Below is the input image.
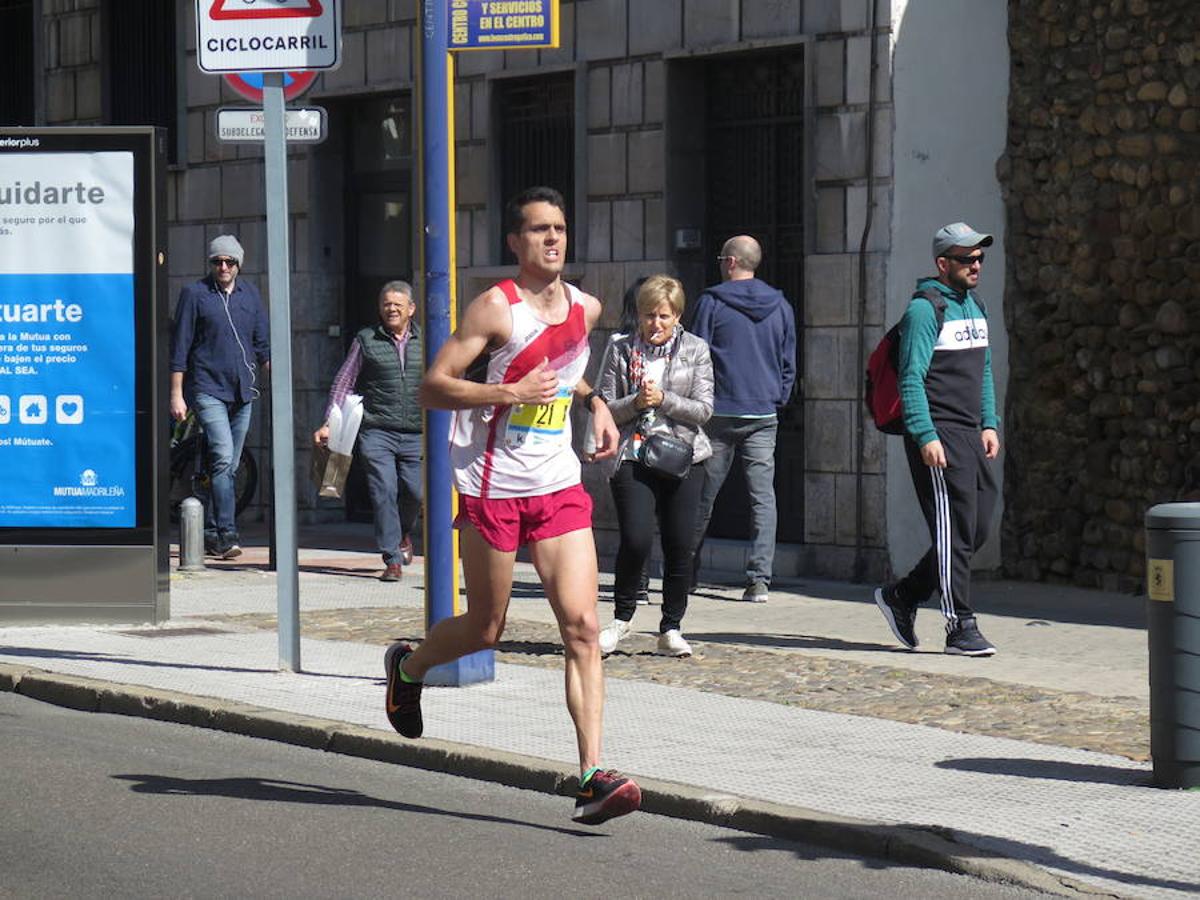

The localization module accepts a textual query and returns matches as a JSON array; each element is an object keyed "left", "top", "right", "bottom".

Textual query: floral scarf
[{"left": 628, "top": 324, "right": 682, "bottom": 389}]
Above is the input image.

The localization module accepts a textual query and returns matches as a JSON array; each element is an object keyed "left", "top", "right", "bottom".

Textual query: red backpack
[{"left": 865, "top": 289, "right": 946, "bottom": 434}]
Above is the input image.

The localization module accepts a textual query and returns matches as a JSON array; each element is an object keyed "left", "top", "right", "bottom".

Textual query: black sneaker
[
  {"left": 384, "top": 642, "right": 423, "bottom": 738},
  {"left": 874, "top": 585, "right": 918, "bottom": 650},
  {"left": 572, "top": 769, "right": 642, "bottom": 825},
  {"left": 221, "top": 542, "right": 243, "bottom": 560},
  {"left": 945, "top": 616, "right": 996, "bottom": 657},
  {"left": 204, "top": 537, "right": 221, "bottom": 557}
]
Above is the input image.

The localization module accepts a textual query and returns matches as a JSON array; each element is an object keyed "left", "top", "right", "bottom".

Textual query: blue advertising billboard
[
  {"left": 0, "top": 151, "right": 137, "bottom": 527},
  {"left": 447, "top": 0, "right": 559, "bottom": 51},
  {"left": 0, "top": 128, "right": 165, "bottom": 625}
]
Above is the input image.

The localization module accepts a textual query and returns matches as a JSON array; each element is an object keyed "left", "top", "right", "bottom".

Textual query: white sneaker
[
  {"left": 598, "top": 619, "right": 631, "bottom": 655},
  {"left": 656, "top": 630, "right": 692, "bottom": 657}
]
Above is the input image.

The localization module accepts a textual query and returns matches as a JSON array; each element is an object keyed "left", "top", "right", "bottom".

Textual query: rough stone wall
[{"left": 1002, "top": 0, "right": 1200, "bottom": 590}]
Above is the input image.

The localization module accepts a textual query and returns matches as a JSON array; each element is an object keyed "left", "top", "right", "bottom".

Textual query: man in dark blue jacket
[
  {"left": 169, "top": 235, "right": 270, "bottom": 559},
  {"left": 690, "top": 235, "right": 796, "bottom": 602}
]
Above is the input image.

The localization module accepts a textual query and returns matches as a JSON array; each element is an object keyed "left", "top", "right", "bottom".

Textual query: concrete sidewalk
[{"left": 0, "top": 525, "right": 1196, "bottom": 899}]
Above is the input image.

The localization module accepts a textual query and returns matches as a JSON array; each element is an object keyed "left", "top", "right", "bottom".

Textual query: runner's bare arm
[{"left": 419, "top": 287, "right": 559, "bottom": 410}]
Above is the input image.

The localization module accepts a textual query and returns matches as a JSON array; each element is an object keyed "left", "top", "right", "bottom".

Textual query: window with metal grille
[
  {"left": 496, "top": 73, "right": 574, "bottom": 262},
  {"left": 105, "top": 0, "right": 178, "bottom": 162},
  {"left": 0, "top": 0, "right": 35, "bottom": 125}
]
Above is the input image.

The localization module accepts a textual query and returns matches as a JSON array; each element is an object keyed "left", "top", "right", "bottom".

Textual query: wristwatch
[{"left": 583, "top": 391, "right": 601, "bottom": 411}]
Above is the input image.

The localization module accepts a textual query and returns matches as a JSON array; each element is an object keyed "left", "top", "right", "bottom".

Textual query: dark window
[
  {"left": 105, "top": 0, "right": 178, "bottom": 161},
  {"left": 702, "top": 50, "right": 806, "bottom": 543},
  {"left": 341, "top": 94, "right": 415, "bottom": 522},
  {"left": 0, "top": 0, "right": 35, "bottom": 125},
  {"left": 496, "top": 73, "right": 574, "bottom": 261}
]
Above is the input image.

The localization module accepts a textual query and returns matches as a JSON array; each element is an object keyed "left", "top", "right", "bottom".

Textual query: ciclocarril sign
[
  {"left": 203, "top": 33, "right": 331, "bottom": 53},
  {"left": 196, "top": 0, "right": 341, "bottom": 73}
]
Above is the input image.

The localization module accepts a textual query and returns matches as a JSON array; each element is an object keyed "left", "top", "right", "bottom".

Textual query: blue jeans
[
  {"left": 192, "top": 391, "right": 253, "bottom": 544},
  {"left": 358, "top": 428, "right": 423, "bottom": 566},
  {"left": 692, "top": 415, "right": 779, "bottom": 585}
]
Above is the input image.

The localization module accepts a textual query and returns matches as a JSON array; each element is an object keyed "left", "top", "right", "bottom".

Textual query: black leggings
[{"left": 610, "top": 460, "right": 704, "bottom": 633}]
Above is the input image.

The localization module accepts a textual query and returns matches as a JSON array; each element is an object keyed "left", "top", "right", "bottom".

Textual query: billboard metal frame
[{"left": 0, "top": 127, "right": 169, "bottom": 625}]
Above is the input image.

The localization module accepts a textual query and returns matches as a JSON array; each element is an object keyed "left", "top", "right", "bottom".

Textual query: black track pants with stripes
[{"left": 895, "top": 426, "right": 998, "bottom": 627}]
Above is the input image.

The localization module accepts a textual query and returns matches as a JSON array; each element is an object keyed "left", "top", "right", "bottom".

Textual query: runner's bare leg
[
  {"left": 401, "top": 525, "right": 513, "bottom": 680},
  {"left": 530, "top": 527, "right": 603, "bottom": 773}
]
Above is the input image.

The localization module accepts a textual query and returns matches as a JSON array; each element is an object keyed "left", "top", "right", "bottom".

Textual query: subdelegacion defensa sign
[
  {"left": 0, "top": 142, "right": 137, "bottom": 527},
  {"left": 448, "top": 0, "right": 559, "bottom": 51},
  {"left": 217, "top": 107, "right": 327, "bottom": 143}
]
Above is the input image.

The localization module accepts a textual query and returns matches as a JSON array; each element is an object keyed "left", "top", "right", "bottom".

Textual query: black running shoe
[
  {"left": 384, "top": 642, "right": 423, "bottom": 738},
  {"left": 572, "top": 770, "right": 642, "bottom": 825},
  {"left": 874, "top": 585, "right": 918, "bottom": 649},
  {"left": 944, "top": 616, "right": 996, "bottom": 657}
]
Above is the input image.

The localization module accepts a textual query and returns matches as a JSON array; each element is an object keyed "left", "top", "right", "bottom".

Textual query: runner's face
[
  {"left": 639, "top": 301, "right": 680, "bottom": 346},
  {"left": 508, "top": 201, "right": 567, "bottom": 276},
  {"left": 378, "top": 290, "right": 414, "bottom": 335}
]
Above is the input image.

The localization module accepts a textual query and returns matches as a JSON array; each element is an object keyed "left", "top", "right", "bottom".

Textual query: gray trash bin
[{"left": 1144, "top": 502, "right": 1200, "bottom": 789}]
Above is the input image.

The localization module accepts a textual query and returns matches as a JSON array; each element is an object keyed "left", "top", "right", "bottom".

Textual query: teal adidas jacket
[{"left": 898, "top": 277, "right": 999, "bottom": 447}]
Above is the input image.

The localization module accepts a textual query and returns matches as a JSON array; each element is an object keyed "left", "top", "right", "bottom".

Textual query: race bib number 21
[{"left": 504, "top": 385, "right": 572, "bottom": 448}]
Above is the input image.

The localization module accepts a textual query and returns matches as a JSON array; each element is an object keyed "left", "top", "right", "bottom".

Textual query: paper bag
[{"left": 311, "top": 443, "right": 353, "bottom": 499}]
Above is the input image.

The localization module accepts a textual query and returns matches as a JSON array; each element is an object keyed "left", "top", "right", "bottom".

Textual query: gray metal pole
[
  {"left": 263, "top": 73, "right": 301, "bottom": 672},
  {"left": 178, "top": 497, "right": 205, "bottom": 572}
]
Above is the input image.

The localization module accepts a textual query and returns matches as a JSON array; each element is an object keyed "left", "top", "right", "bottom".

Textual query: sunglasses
[
  {"left": 210, "top": 257, "right": 238, "bottom": 268},
  {"left": 943, "top": 253, "right": 985, "bottom": 266}
]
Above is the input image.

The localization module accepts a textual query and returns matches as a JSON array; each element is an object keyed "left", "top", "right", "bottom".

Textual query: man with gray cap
[
  {"left": 169, "top": 234, "right": 270, "bottom": 559},
  {"left": 874, "top": 222, "right": 1001, "bottom": 656}
]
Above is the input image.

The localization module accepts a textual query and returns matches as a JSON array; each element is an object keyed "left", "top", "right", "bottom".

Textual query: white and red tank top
[{"left": 450, "top": 279, "right": 591, "bottom": 499}]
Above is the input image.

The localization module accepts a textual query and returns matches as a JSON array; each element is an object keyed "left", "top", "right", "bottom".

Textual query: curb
[{"left": 0, "top": 663, "right": 1106, "bottom": 897}]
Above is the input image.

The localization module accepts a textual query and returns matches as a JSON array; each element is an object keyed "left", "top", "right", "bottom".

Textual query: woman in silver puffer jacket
[{"left": 594, "top": 275, "right": 713, "bottom": 658}]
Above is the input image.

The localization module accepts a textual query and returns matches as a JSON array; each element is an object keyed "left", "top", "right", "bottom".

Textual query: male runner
[{"left": 384, "top": 186, "right": 642, "bottom": 825}]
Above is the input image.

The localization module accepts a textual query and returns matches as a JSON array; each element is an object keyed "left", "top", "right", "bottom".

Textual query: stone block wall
[
  {"left": 1002, "top": 0, "right": 1200, "bottom": 590},
  {"left": 33, "top": 0, "right": 901, "bottom": 559},
  {"left": 43, "top": 0, "right": 100, "bottom": 124},
  {"left": 801, "top": 0, "right": 892, "bottom": 578}
]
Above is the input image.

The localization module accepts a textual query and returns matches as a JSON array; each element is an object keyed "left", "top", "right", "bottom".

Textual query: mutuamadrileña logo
[{"left": 52, "top": 468, "right": 124, "bottom": 497}]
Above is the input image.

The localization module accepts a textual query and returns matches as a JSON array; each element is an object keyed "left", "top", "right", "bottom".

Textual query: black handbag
[{"left": 637, "top": 432, "right": 693, "bottom": 479}]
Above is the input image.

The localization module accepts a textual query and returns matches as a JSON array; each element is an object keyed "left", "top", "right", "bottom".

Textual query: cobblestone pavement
[{"left": 207, "top": 605, "right": 1150, "bottom": 763}]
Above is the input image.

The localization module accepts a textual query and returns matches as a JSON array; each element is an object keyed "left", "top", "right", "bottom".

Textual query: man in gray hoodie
[{"left": 690, "top": 235, "right": 796, "bottom": 602}]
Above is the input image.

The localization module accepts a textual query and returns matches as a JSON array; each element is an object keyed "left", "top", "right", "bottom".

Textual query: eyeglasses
[
  {"left": 210, "top": 257, "right": 238, "bottom": 268},
  {"left": 943, "top": 253, "right": 985, "bottom": 266},
  {"left": 716, "top": 255, "right": 735, "bottom": 264}
]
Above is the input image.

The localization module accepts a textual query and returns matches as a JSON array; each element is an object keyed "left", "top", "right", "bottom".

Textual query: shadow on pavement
[
  {"left": 683, "top": 632, "right": 898, "bottom": 653},
  {"left": 113, "top": 774, "right": 597, "bottom": 838},
  {"left": 770, "top": 577, "right": 1146, "bottom": 630},
  {"left": 0, "top": 645, "right": 379, "bottom": 683},
  {"left": 949, "top": 825, "right": 1199, "bottom": 895},
  {"left": 936, "top": 756, "right": 1153, "bottom": 787},
  {"left": 724, "top": 813, "right": 1197, "bottom": 895},
  {"left": 495, "top": 639, "right": 564, "bottom": 658}
]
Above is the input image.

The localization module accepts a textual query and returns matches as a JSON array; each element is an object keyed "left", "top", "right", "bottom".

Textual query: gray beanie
[{"left": 208, "top": 234, "right": 244, "bottom": 266}]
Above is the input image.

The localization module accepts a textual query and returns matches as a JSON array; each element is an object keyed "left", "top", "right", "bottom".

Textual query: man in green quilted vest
[{"left": 315, "top": 281, "right": 424, "bottom": 581}]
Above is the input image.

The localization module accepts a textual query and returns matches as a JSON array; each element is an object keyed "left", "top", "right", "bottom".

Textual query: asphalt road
[{"left": 0, "top": 693, "right": 1045, "bottom": 899}]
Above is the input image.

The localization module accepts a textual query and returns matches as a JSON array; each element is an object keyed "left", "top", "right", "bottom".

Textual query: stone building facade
[
  {"left": 26, "top": 1, "right": 1177, "bottom": 594},
  {"left": 1001, "top": 0, "right": 1200, "bottom": 591}
]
